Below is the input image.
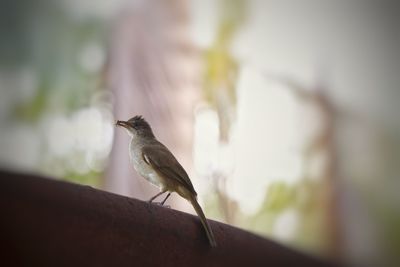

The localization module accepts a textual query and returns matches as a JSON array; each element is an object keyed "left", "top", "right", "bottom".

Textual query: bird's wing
[{"left": 142, "top": 144, "right": 197, "bottom": 195}]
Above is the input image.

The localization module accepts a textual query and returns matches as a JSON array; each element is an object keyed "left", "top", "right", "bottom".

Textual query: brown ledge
[{"left": 0, "top": 170, "right": 339, "bottom": 267}]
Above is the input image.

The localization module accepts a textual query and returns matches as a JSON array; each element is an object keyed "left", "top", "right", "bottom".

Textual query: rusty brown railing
[{"left": 0, "top": 170, "right": 339, "bottom": 267}]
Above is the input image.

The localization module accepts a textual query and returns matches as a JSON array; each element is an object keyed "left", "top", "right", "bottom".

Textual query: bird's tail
[{"left": 189, "top": 196, "right": 217, "bottom": 247}]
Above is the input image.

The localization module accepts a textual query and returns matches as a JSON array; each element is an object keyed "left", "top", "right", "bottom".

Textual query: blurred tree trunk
[{"left": 104, "top": 0, "right": 199, "bottom": 210}]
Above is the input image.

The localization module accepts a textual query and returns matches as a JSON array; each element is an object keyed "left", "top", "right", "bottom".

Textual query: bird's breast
[{"left": 129, "top": 143, "right": 164, "bottom": 188}]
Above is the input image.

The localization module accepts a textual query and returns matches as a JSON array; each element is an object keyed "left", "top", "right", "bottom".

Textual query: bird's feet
[{"left": 147, "top": 201, "right": 171, "bottom": 208}]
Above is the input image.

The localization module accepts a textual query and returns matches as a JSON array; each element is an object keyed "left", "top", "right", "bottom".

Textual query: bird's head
[{"left": 116, "top": 115, "right": 155, "bottom": 138}]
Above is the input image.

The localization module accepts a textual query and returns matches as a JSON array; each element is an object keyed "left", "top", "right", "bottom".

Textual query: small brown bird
[{"left": 116, "top": 115, "right": 216, "bottom": 247}]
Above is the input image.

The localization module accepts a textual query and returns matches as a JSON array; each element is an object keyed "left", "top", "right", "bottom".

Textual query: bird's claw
[{"left": 148, "top": 201, "right": 170, "bottom": 208}]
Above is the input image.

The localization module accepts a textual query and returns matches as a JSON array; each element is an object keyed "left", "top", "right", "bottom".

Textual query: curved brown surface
[{"left": 0, "top": 170, "right": 339, "bottom": 267}]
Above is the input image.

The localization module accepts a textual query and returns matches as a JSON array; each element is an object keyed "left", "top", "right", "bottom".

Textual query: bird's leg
[
  {"left": 148, "top": 191, "right": 166, "bottom": 203},
  {"left": 160, "top": 193, "right": 171, "bottom": 206},
  {"left": 148, "top": 191, "right": 171, "bottom": 208}
]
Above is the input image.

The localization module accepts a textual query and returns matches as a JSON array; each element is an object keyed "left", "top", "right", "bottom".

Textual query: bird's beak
[{"left": 116, "top": 120, "right": 129, "bottom": 128}]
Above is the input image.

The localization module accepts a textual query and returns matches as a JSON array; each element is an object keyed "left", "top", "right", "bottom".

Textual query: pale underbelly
[
  {"left": 144, "top": 172, "right": 164, "bottom": 188},
  {"left": 131, "top": 158, "right": 164, "bottom": 189},
  {"left": 129, "top": 143, "right": 166, "bottom": 190}
]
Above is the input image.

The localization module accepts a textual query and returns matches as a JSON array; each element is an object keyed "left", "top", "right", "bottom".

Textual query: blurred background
[{"left": 1, "top": 0, "right": 400, "bottom": 266}]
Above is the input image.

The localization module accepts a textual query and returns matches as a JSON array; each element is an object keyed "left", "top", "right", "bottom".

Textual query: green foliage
[
  {"left": 65, "top": 170, "right": 102, "bottom": 188},
  {"left": 362, "top": 186, "right": 400, "bottom": 265},
  {"left": 263, "top": 181, "right": 296, "bottom": 212},
  {"left": 5, "top": 0, "right": 109, "bottom": 187},
  {"left": 238, "top": 179, "right": 329, "bottom": 254},
  {"left": 14, "top": 85, "right": 48, "bottom": 122},
  {"left": 202, "top": 0, "right": 245, "bottom": 107},
  {"left": 201, "top": 0, "right": 246, "bottom": 141}
]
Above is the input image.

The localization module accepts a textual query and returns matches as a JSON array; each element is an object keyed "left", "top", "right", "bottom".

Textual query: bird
[{"left": 116, "top": 115, "right": 217, "bottom": 247}]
